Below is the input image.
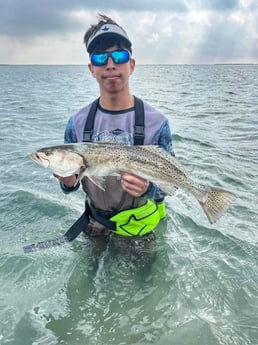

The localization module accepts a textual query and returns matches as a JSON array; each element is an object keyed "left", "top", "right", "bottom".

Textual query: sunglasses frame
[{"left": 90, "top": 50, "right": 131, "bottom": 67}]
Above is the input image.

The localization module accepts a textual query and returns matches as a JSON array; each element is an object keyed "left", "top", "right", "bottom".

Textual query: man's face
[{"left": 88, "top": 45, "right": 135, "bottom": 95}]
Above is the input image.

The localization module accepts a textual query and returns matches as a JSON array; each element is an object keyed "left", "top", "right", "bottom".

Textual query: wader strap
[
  {"left": 83, "top": 96, "right": 145, "bottom": 145},
  {"left": 133, "top": 96, "right": 145, "bottom": 145},
  {"left": 83, "top": 98, "right": 100, "bottom": 142}
]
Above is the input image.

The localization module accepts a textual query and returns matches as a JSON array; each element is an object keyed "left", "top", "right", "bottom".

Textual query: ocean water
[{"left": 0, "top": 64, "right": 257, "bottom": 345}]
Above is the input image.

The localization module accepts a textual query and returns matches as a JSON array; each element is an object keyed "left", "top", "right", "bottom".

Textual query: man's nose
[{"left": 106, "top": 56, "right": 116, "bottom": 69}]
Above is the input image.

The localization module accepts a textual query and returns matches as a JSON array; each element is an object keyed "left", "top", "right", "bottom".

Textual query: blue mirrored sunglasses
[{"left": 90, "top": 50, "right": 131, "bottom": 66}]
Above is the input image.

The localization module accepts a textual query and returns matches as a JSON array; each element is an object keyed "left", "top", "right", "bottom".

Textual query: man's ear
[
  {"left": 88, "top": 63, "right": 95, "bottom": 77},
  {"left": 129, "top": 58, "right": 136, "bottom": 75}
]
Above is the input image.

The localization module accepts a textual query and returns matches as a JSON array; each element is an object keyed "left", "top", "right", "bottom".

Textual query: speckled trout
[{"left": 31, "top": 142, "right": 236, "bottom": 224}]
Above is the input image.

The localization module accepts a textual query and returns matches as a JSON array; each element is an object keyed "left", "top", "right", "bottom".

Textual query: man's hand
[
  {"left": 53, "top": 173, "right": 77, "bottom": 187},
  {"left": 120, "top": 172, "right": 149, "bottom": 197}
]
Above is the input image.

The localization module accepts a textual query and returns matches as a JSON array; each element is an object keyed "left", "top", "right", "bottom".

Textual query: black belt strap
[
  {"left": 88, "top": 204, "right": 117, "bottom": 231},
  {"left": 23, "top": 211, "right": 89, "bottom": 253}
]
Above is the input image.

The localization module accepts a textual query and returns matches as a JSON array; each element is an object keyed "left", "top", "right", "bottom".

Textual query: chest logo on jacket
[{"left": 93, "top": 129, "right": 133, "bottom": 145}]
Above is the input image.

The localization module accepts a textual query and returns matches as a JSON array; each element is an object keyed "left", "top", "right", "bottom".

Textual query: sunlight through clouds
[{"left": 0, "top": 0, "right": 257, "bottom": 64}]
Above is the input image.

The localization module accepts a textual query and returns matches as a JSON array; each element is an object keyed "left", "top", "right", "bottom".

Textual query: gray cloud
[
  {"left": 0, "top": 0, "right": 83, "bottom": 36},
  {"left": 194, "top": 20, "right": 252, "bottom": 63},
  {"left": 199, "top": 0, "right": 240, "bottom": 11},
  {"left": 0, "top": 0, "right": 188, "bottom": 37},
  {"left": 0, "top": 0, "right": 257, "bottom": 64},
  {"left": 1, "top": 0, "right": 244, "bottom": 38}
]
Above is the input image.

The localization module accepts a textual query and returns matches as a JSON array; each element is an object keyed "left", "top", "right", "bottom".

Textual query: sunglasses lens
[
  {"left": 91, "top": 53, "right": 108, "bottom": 66},
  {"left": 112, "top": 50, "right": 130, "bottom": 64},
  {"left": 91, "top": 50, "right": 130, "bottom": 66}
]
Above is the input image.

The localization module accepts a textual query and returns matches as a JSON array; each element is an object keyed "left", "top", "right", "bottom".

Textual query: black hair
[{"left": 89, "top": 36, "right": 132, "bottom": 55}]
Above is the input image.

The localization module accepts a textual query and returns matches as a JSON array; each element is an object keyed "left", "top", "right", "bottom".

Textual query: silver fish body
[{"left": 31, "top": 142, "right": 236, "bottom": 224}]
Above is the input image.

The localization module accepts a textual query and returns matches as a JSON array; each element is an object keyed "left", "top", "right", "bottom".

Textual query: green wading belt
[{"left": 88, "top": 199, "right": 166, "bottom": 237}]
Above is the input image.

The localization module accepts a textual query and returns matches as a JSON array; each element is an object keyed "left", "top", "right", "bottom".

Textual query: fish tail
[{"left": 197, "top": 187, "right": 236, "bottom": 224}]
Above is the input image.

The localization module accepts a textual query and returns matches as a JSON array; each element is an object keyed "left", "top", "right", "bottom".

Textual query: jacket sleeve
[
  {"left": 60, "top": 117, "right": 80, "bottom": 193},
  {"left": 64, "top": 117, "right": 78, "bottom": 144}
]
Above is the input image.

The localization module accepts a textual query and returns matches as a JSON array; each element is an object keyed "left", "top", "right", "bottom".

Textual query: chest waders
[{"left": 83, "top": 96, "right": 166, "bottom": 237}]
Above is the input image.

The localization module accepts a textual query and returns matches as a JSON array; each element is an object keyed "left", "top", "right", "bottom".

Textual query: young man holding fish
[
  {"left": 53, "top": 14, "right": 174, "bottom": 262},
  {"left": 41, "top": 13, "right": 234, "bottom": 260},
  {"left": 26, "top": 15, "right": 235, "bottom": 257}
]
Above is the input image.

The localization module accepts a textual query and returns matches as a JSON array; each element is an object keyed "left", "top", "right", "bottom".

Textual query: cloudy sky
[{"left": 0, "top": 0, "right": 257, "bottom": 64}]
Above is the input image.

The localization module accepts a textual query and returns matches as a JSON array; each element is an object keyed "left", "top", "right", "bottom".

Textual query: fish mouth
[{"left": 31, "top": 153, "right": 50, "bottom": 167}]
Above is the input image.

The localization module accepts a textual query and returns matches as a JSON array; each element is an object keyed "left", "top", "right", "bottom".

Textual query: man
[{"left": 54, "top": 14, "right": 174, "bottom": 263}]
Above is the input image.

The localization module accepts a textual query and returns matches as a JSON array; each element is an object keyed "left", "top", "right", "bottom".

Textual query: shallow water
[{"left": 0, "top": 64, "right": 257, "bottom": 345}]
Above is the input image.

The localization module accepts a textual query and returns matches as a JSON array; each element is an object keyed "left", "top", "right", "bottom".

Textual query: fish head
[{"left": 31, "top": 145, "right": 85, "bottom": 177}]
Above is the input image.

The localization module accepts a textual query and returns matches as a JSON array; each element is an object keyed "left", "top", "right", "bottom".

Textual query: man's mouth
[{"left": 103, "top": 74, "right": 121, "bottom": 80}]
